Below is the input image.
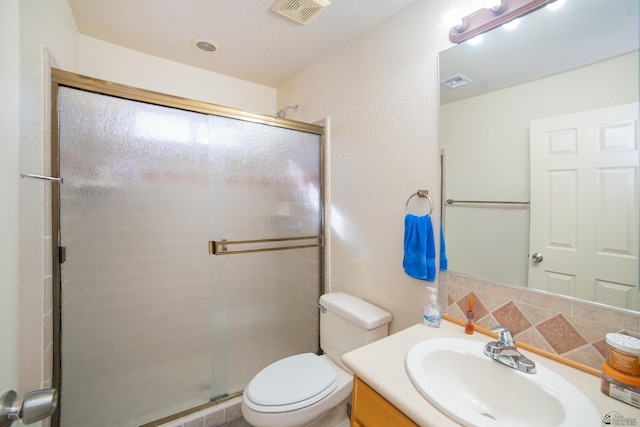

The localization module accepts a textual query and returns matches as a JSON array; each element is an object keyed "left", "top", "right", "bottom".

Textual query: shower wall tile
[
  {"left": 43, "top": 339, "right": 53, "bottom": 385},
  {"left": 442, "top": 271, "right": 640, "bottom": 371},
  {"left": 42, "top": 47, "right": 58, "bottom": 389},
  {"left": 224, "top": 404, "right": 244, "bottom": 424},
  {"left": 184, "top": 419, "right": 204, "bottom": 427},
  {"left": 204, "top": 409, "right": 225, "bottom": 427},
  {"left": 158, "top": 397, "right": 244, "bottom": 427},
  {"left": 43, "top": 276, "right": 52, "bottom": 316}
]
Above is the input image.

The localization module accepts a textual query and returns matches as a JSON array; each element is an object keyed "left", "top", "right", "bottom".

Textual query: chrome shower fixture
[{"left": 276, "top": 104, "right": 299, "bottom": 118}]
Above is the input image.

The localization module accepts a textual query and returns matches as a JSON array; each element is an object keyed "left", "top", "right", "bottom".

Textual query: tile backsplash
[{"left": 442, "top": 272, "right": 640, "bottom": 371}]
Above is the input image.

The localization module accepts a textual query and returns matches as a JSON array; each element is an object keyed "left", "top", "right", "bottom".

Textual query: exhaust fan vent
[
  {"left": 272, "top": 0, "right": 330, "bottom": 25},
  {"left": 441, "top": 74, "right": 472, "bottom": 89}
]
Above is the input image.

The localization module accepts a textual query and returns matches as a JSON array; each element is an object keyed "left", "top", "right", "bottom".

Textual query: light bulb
[
  {"left": 490, "top": 1, "right": 507, "bottom": 14},
  {"left": 468, "top": 34, "right": 484, "bottom": 45},
  {"left": 546, "top": 0, "right": 566, "bottom": 11},
  {"left": 503, "top": 18, "right": 521, "bottom": 30}
]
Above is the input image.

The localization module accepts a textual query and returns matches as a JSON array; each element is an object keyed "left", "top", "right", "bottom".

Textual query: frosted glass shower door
[
  {"left": 207, "top": 116, "right": 323, "bottom": 394},
  {"left": 58, "top": 88, "right": 214, "bottom": 426},
  {"left": 56, "top": 85, "right": 323, "bottom": 427}
]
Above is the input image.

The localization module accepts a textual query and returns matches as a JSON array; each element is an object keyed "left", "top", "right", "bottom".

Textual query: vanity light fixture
[{"left": 449, "top": 0, "right": 557, "bottom": 43}]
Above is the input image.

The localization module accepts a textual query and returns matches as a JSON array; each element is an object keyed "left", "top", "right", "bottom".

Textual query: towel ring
[{"left": 405, "top": 190, "right": 433, "bottom": 215}]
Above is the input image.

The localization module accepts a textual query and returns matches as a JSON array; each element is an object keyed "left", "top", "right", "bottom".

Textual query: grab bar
[
  {"left": 209, "top": 235, "right": 323, "bottom": 255},
  {"left": 446, "top": 199, "right": 529, "bottom": 205}
]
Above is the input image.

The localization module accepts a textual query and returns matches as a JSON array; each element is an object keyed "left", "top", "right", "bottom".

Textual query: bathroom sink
[{"left": 405, "top": 337, "right": 600, "bottom": 427}]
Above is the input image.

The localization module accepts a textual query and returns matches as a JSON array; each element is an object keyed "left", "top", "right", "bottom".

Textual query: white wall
[
  {"left": 277, "top": 0, "right": 480, "bottom": 333},
  {"left": 441, "top": 51, "right": 639, "bottom": 286},
  {"left": 78, "top": 36, "right": 276, "bottom": 115},
  {"left": 18, "top": 0, "right": 79, "bottom": 401},
  {"left": 0, "top": 0, "right": 21, "bottom": 395}
]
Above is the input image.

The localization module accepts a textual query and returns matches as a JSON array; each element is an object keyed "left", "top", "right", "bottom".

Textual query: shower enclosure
[{"left": 51, "top": 70, "right": 324, "bottom": 426}]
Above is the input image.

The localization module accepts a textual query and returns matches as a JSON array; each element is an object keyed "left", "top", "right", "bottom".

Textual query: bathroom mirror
[{"left": 439, "top": 0, "right": 639, "bottom": 311}]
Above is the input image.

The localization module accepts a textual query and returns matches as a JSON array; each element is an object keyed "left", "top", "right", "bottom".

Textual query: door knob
[
  {"left": 531, "top": 253, "right": 544, "bottom": 263},
  {"left": 0, "top": 388, "right": 57, "bottom": 427}
]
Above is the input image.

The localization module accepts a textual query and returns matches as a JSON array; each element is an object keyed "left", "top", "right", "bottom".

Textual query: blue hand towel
[
  {"left": 440, "top": 223, "right": 448, "bottom": 271},
  {"left": 403, "top": 214, "right": 436, "bottom": 281}
]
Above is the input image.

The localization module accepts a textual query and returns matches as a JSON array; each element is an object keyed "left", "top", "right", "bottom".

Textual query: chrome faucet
[{"left": 483, "top": 326, "right": 537, "bottom": 374}]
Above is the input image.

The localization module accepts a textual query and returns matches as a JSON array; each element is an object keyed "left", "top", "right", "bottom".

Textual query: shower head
[{"left": 276, "top": 105, "right": 299, "bottom": 119}]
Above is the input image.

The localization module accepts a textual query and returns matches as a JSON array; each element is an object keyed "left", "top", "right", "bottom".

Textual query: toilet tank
[{"left": 319, "top": 292, "right": 392, "bottom": 370}]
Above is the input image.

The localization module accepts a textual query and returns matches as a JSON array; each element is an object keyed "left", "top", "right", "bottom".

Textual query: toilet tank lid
[{"left": 320, "top": 292, "right": 392, "bottom": 330}]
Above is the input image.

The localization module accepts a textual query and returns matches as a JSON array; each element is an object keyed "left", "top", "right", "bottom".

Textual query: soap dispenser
[{"left": 424, "top": 286, "right": 442, "bottom": 328}]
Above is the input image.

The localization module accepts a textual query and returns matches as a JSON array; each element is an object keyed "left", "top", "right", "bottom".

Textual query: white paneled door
[{"left": 529, "top": 103, "right": 639, "bottom": 310}]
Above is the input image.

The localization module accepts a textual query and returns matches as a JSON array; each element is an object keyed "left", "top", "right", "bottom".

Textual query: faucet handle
[{"left": 491, "top": 326, "right": 515, "bottom": 346}]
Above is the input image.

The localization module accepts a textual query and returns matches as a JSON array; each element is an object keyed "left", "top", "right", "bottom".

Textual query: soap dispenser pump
[{"left": 424, "top": 286, "right": 442, "bottom": 328}]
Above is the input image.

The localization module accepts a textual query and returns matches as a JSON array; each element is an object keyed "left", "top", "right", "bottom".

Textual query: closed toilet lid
[{"left": 245, "top": 353, "right": 338, "bottom": 412}]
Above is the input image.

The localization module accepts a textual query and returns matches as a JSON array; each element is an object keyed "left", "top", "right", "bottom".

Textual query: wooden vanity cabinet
[{"left": 350, "top": 376, "right": 419, "bottom": 427}]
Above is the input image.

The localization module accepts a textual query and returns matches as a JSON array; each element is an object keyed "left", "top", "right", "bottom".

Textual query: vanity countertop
[{"left": 341, "top": 320, "right": 639, "bottom": 426}]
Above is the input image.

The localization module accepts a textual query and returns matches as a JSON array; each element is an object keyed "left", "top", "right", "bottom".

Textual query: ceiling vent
[
  {"left": 272, "top": 0, "right": 330, "bottom": 25},
  {"left": 441, "top": 74, "right": 472, "bottom": 89}
]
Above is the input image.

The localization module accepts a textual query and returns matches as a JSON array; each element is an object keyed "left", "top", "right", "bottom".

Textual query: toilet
[{"left": 241, "top": 292, "right": 392, "bottom": 427}]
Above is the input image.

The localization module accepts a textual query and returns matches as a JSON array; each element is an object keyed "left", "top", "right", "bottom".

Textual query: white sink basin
[{"left": 405, "top": 337, "right": 600, "bottom": 427}]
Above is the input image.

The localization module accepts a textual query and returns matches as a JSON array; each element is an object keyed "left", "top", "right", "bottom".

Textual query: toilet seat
[{"left": 244, "top": 353, "right": 338, "bottom": 413}]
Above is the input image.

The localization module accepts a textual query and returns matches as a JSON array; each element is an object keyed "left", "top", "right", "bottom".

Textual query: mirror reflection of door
[{"left": 529, "top": 103, "right": 639, "bottom": 310}]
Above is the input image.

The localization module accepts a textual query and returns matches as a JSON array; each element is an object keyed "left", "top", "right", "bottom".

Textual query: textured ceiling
[{"left": 68, "top": 0, "right": 416, "bottom": 88}]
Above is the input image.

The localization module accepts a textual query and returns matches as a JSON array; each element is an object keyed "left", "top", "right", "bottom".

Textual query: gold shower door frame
[{"left": 50, "top": 69, "right": 326, "bottom": 427}]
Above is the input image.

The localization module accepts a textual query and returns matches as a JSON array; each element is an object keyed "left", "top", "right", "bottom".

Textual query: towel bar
[
  {"left": 446, "top": 199, "right": 529, "bottom": 205},
  {"left": 209, "top": 235, "right": 323, "bottom": 255}
]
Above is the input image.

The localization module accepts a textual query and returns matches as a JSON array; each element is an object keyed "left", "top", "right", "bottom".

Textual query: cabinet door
[{"left": 351, "top": 376, "right": 419, "bottom": 427}]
